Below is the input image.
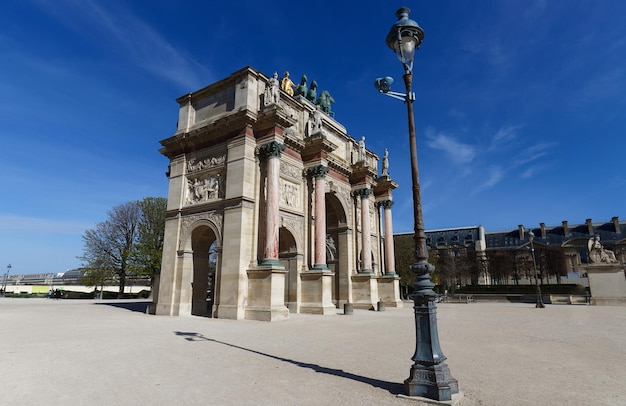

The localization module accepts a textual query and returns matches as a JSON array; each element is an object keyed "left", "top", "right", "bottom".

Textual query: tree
[
  {"left": 393, "top": 234, "right": 439, "bottom": 297},
  {"left": 132, "top": 197, "right": 167, "bottom": 282},
  {"left": 80, "top": 201, "right": 141, "bottom": 298}
]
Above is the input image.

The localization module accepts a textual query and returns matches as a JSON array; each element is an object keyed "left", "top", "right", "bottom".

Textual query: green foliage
[
  {"left": 132, "top": 197, "right": 167, "bottom": 280},
  {"left": 393, "top": 234, "right": 439, "bottom": 292},
  {"left": 80, "top": 197, "right": 166, "bottom": 298}
]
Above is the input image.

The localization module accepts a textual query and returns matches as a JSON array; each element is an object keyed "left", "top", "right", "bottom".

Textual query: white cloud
[
  {"left": 425, "top": 127, "right": 476, "bottom": 164},
  {"left": 514, "top": 142, "right": 555, "bottom": 166},
  {"left": 33, "top": 0, "right": 210, "bottom": 90},
  {"left": 473, "top": 166, "right": 505, "bottom": 195},
  {"left": 492, "top": 125, "right": 520, "bottom": 144}
]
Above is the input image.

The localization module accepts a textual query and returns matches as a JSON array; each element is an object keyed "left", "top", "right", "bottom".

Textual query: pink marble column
[
  {"left": 381, "top": 200, "right": 397, "bottom": 276},
  {"left": 356, "top": 188, "right": 373, "bottom": 274},
  {"left": 309, "top": 165, "right": 329, "bottom": 270},
  {"left": 259, "top": 141, "right": 285, "bottom": 266}
]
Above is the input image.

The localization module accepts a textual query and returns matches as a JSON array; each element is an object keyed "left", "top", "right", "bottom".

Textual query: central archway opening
[
  {"left": 191, "top": 226, "right": 218, "bottom": 317},
  {"left": 326, "top": 193, "right": 347, "bottom": 307},
  {"left": 279, "top": 227, "right": 298, "bottom": 311}
]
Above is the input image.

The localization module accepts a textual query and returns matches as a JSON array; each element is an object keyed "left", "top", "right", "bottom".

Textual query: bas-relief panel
[
  {"left": 187, "top": 155, "right": 226, "bottom": 173},
  {"left": 185, "top": 153, "right": 227, "bottom": 206},
  {"left": 186, "top": 174, "right": 224, "bottom": 205},
  {"left": 279, "top": 160, "right": 302, "bottom": 181},
  {"left": 280, "top": 179, "right": 301, "bottom": 209},
  {"left": 193, "top": 88, "right": 235, "bottom": 123}
]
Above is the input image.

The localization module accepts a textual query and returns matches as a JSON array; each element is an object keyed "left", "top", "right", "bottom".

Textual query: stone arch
[
  {"left": 325, "top": 192, "right": 349, "bottom": 307},
  {"left": 189, "top": 225, "right": 219, "bottom": 317},
  {"left": 279, "top": 227, "right": 300, "bottom": 310}
]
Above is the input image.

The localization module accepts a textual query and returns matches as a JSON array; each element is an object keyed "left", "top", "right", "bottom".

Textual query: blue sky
[{"left": 2, "top": 1, "right": 625, "bottom": 275}]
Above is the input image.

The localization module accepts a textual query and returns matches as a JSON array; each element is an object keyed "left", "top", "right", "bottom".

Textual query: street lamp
[
  {"left": 377, "top": 7, "right": 458, "bottom": 401},
  {"left": 2, "top": 264, "right": 11, "bottom": 297},
  {"left": 527, "top": 230, "right": 545, "bottom": 308}
]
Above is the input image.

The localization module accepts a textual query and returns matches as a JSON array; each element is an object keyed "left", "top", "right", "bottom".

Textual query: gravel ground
[{"left": 1, "top": 299, "right": 625, "bottom": 406}]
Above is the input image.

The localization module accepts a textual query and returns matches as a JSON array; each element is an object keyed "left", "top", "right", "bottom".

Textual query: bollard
[
  {"left": 377, "top": 300, "right": 386, "bottom": 311},
  {"left": 344, "top": 302, "right": 353, "bottom": 315}
]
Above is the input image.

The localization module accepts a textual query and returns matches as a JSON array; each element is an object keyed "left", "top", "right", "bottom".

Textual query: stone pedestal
[
  {"left": 586, "top": 265, "right": 626, "bottom": 306},
  {"left": 377, "top": 275, "right": 404, "bottom": 308},
  {"left": 300, "top": 271, "right": 336, "bottom": 315},
  {"left": 245, "top": 267, "right": 289, "bottom": 321},
  {"left": 351, "top": 273, "right": 378, "bottom": 310}
]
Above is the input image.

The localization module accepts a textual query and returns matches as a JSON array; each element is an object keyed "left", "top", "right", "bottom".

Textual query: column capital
[
  {"left": 378, "top": 200, "right": 394, "bottom": 209},
  {"left": 258, "top": 141, "right": 286, "bottom": 159},
  {"left": 353, "top": 187, "right": 372, "bottom": 199},
  {"left": 308, "top": 165, "right": 329, "bottom": 179}
]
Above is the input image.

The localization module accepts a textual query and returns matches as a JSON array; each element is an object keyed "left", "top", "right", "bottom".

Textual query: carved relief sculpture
[
  {"left": 187, "top": 155, "right": 226, "bottom": 173},
  {"left": 280, "top": 179, "right": 301, "bottom": 209},
  {"left": 186, "top": 174, "right": 222, "bottom": 204}
]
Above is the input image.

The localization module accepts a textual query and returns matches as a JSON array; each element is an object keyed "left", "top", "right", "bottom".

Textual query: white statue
[
  {"left": 587, "top": 235, "right": 618, "bottom": 264},
  {"left": 309, "top": 105, "right": 323, "bottom": 135},
  {"left": 264, "top": 71, "right": 280, "bottom": 106},
  {"left": 381, "top": 149, "right": 389, "bottom": 175},
  {"left": 358, "top": 136, "right": 366, "bottom": 162}
]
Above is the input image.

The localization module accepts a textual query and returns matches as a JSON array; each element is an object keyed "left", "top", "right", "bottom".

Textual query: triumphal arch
[{"left": 152, "top": 66, "right": 401, "bottom": 321}]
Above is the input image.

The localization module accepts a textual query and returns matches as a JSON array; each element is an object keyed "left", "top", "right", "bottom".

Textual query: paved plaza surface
[{"left": 1, "top": 299, "right": 625, "bottom": 406}]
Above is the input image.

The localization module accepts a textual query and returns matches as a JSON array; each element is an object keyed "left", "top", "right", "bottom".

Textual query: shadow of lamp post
[
  {"left": 375, "top": 7, "right": 459, "bottom": 401},
  {"left": 527, "top": 230, "right": 545, "bottom": 308}
]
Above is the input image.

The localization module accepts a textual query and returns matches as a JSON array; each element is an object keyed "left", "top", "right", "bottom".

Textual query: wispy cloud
[
  {"left": 425, "top": 127, "right": 476, "bottom": 164},
  {"left": 33, "top": 0, "right": 210, "bottom": 90},
  {"left": 514, "top": 142, "right": 555, "bottom": 166},
  {"left": 473, "top": 166, "right": 505, "bottom": 194},
  {"left": 492, "top": 124, "right": 521, "bottom": 144}
]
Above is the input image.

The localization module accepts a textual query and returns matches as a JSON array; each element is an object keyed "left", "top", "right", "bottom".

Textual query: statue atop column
[
  {"left": 358, "top": 136, "right": 366, "bottom": 162},
  {"left": 280, "top": 71, "right": 295, "bottom": 96},
  {"left": 294, "top": 74, "right": 308, "bottom": 97},
  {"left": 264, "top": 72, "right": 280, "bottom": 106},
  {"left": 306, "top": 80, "right": 318, "bottom": 102},
  {"left": 308, "top": 105, "right": 324, "bottom": 136},
  {"left": 381, "top": 149, "right": 389, "bottom": 176},
  {"left": 317, "top": 90, "right": 335, "bottom": 114},
  {"left": 587, "top": 235, "right": 619, "bottom": 264}
]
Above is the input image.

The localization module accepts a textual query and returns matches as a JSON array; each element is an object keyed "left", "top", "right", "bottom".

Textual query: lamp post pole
[
  {"left": 527, "top": 231, "right": 545, "bottom": 308},
  {"left": 2, "top": 264, "right": 11, "bottom": 297},
  {"left": 380, "top": 8, "right": 458, "bottom": 401}
]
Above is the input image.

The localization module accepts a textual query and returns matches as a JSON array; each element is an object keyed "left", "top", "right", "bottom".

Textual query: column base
[
  {"left": 405, "top": 362, "right": 459, "bottom": 401},
  {"left": 377, "top": 275, "right": 404, "bottom": 308},
  {"left": 245, "top": 267, "right": 289, "bottom": 321},
  {"left": 311, "top": 264, "right": 330, "bottom": 271},
  {"left": 300, "top": 270, "right": 336, "bottom": 315},
  {"left": 351, "top": 273, "right": 379, "bottom": 310}
]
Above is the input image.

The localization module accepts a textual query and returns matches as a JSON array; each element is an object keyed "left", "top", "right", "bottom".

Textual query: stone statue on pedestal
[
  {"left": 264, "top": 72, "right": 280, "bottom": 106},
  {"left": 358, "top": 136, "right": 366, "bottom": 162},
  {"left": 588, "top": 235, "right": 618, "bottom": 264},
  {"left": 382, "top": 149, "right": 389, "bottom": 176},
  {"left": 280, "top": 71, "right": 295, "bottom": 96}
]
